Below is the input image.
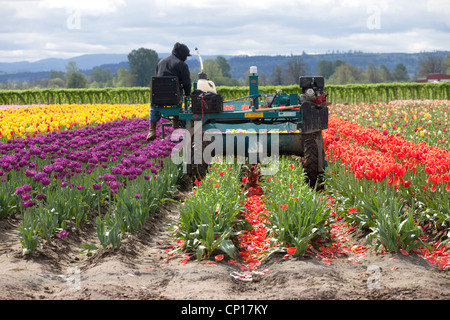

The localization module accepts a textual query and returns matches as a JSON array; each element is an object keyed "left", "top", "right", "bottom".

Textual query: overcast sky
[{"left": 0, "top": 0, "right": 449, "bottom": 62}]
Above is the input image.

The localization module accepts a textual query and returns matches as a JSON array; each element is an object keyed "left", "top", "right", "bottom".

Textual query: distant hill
[
  {"left": 227, "top": 51, "right": 450, "bottom": 80},
  {"left": 0, "top": 53, "right": 227, "bottom": 84},
  {"left": 0, "top": 54, "right": 129, "bottom": 74},
  {"left": 0, "top": 51, "right": 449, "bottom": 84}
]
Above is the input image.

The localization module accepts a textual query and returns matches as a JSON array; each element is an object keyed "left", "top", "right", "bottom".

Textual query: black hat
[{"left": 172, "top": 42, "right": 191, "bottom": 59}]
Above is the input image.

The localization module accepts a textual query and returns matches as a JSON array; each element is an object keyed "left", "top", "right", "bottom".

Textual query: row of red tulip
[{"left": 324, "top": 116, "right": 450, "bottom": 190}]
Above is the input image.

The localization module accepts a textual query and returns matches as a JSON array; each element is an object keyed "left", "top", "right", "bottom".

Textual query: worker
[{"left": 147, "top": 42, "right": 192, "bottom": 141}]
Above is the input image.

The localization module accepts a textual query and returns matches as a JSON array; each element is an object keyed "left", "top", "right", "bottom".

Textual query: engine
[{"left": 299, "top": 76, "right": 328, "bottom": 105}]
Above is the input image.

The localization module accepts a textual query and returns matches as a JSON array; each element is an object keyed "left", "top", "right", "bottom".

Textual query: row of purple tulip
[{"left": 1, "top": 117, "right": 182, "bottom": 254}]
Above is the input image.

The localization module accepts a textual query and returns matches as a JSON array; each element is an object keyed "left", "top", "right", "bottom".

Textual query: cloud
[
  {"left": 39, "top": 0, "right": 127, "bottom": 16},
  {"left": 0, "top": 0, "right": 448, "bottom": 63}
]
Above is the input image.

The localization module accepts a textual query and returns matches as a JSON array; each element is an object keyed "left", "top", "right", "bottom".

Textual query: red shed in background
[{"left": 416, "top": 73, "right": 450, "bottom": 83}]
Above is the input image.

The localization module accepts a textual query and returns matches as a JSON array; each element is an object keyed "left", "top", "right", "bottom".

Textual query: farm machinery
[{"left": 150, "top": 66, "right": 329, "bottom": 187}]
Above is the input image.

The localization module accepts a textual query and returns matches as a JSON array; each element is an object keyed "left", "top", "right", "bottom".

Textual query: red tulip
[
  {"left": 347, "top": 207, "right": 357, "bottom": 214},
  {"left": 287, "top": 247, "right": 296, "bottom": 255},
  {"left": 215, "top": 254, "right": 224, "bottom": 261}
]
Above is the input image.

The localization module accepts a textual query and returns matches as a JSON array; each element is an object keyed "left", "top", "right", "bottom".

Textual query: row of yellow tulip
[{"left": 0, "top": 104, "right": 150, "bottom": 140}]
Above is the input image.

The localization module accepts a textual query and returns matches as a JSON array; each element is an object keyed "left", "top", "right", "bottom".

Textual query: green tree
[
  {"left": 333, "top": 60, "right": 345, "bottom": 71},
  {"left": 49, "top": 70, "right": 65, "bottom": 79},
  {"left": 197, "top": 57, "right": 240, "bottom": 86},
  {"left": 270, "top": 66, "right": 284, "bottom": 85},
  {"left": 66, "top": 61, "right": 78, "bottom": 74},
  {"left": 112, "top": 67, "right": 135, "bottom": 87},
  {"left": 259, "top": 72, "right": 268, "bottom": 86},
  {"left": 317, "top": 60, "right": 334, "bottom": 79},
  {"left": 392, "top": 63, "right": 409, "bottom": 82},
  {"left": 216, "top": 56, "right": 232, "bottom": 78},
  {"left": 128, "top": 48, "right": 159, "bottom": 87},
  {"left": 365, "top": 62, "right": 381, "bottom": 83},
  {"left": 379, "top": 64, "right": 394, "bottom": 82},
  {"left": 66, "top": 72, "right": 88, "bottom": 88},
  {"left": 88, "top": 67, "right": 114, "bottom": 87},
  {"left": 328, "top": 64, "right": 363, "bottom": 84},
  {"left": 203, "top": 58, "right": 224, "bottom": 81},
  {"left": 65, "top": 61, "right": 88, "bottom": 88},
  {"left": 48, "top": 78, "right": 65, "bottom": 88},
  {"left": 443, "top": 54, "right": 450, "bottom": 75},
  {"left": 417, "top": 54, "right": 443, "bottom": 76},
  {"left": 285, "top": 56, "right": 309, "bottom": 85}
]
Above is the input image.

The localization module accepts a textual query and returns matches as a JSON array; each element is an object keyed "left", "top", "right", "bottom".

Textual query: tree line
[{"left": 1, "top": 49, "right": 449, "bottom": 90}]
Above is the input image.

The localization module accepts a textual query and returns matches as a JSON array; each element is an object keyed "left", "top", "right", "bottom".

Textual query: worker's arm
[{"left": 179, "top": 63, "right": 192, "bottom": 96}]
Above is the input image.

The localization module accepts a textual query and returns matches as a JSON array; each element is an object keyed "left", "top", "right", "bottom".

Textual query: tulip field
[
  {"left": 0, "top": 103, "right": 182, "bottom": 254},
  {"left": 324, "top": 100, "right": 450, "bottom": 269},
  {"left": 0, "top": 98, "right": 449, "bottom": 275}
]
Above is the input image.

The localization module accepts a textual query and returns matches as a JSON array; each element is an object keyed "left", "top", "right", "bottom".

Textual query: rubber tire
[
  {"left": 190, "top": 140, "right": 209, "bottom": 182},
  {"left": 303, "top": 133, "right": 323, "bottom": 188}
]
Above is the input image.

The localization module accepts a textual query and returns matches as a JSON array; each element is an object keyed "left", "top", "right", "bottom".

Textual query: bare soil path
[{"left": 1, "top": 186, "right": 449, "bottom": 307}]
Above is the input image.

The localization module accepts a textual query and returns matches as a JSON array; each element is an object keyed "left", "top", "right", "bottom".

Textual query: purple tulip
[
  {"left": 21, "top": 193, "right": 31, "bottom": 201},
  {"left": 23, "top": 184, "right": 32, "bottom": 192},
  {"left": 25, "top": 168, "right": 36, "bottom": 177},
  {"left": 102, "top": 174, "right": 116, "bottom": 182},
  {"left": 22, "top": 200, "right": 35, "bottom": 208},
  {"left": 135, "top": 193, "right": 140, "bottom": 199},
  {"left": 33, "top": 172, "right": 46, "bottom": 182},
  {"left": 0, "top": 118, "right": 180, "bottom": 202},
  {"left": 57, "top": 230, "right": 69, "bottom": 239},
  {"left": 92, "top": 183, "right": 102, "bottom": 190},
  {"left": 16, "top": 186, "right": 25, "bottom": 195}
]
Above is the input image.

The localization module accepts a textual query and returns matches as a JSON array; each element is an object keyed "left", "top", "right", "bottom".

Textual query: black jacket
[{"left": 156, "top": 43, "right": 192, "bottom": 96}]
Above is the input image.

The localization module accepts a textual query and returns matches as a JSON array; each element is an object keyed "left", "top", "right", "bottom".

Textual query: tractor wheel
[
  {"left": 184, "top": 121, "right": 209, "bottom": 184},
  {"left": 190, "top": 140, "right": 209, "bottom": 182},
  {"left": 302, "top": 132, "right": 325, "bottom": 188}
]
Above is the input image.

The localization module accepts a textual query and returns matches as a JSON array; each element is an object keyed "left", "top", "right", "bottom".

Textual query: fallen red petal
[
  {"left": 287, "top": 247, "right": 297, "bottom": 255},
  {"left": 400, "top": 249, "right": 409, "bottom": 256},
  {"left": 215, "top": 254, "right": 224, "bottom": 261}
]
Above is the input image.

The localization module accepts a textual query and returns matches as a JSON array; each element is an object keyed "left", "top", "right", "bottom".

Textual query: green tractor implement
[{"left": 150, "top": 66, "right": 329, "bottom": 187}]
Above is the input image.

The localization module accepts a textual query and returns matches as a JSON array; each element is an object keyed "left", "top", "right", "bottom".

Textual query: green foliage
[
  {"left": 417, "top": 54, "right": 444, "bottom": 76},
  {"left": 66, "top": 72, "right": 88, "bottom": 88},
  {"left": 1, "top": 82, "right": 449, "bottom": 105},
  {"left": 284, "top": 56, "right": 309, "bottom": 85},
  {"left": 95, "top": 158, "right": 182, "bottom": 250},
  {"left": 317, "top": 60, "right": 334, "bottom": 79},
  {"left": 324, "top": 162, "right": 430, "bottom": 254},
  {"left": 0, "top": 87, "right": 150, "bottom": 105},
  {"left": 18, "top": 209, "right": 41, "bottom": 255},
  {"left": 191, "top": 56, "right": 239, "bottom": 86},
  {"left": 88, "top": 68, "right": 114, "bottom": 87},
  {"left": 128, "top": 48, "right": 159, "bottom": 87},
  {"left": 0, "top": 181, "right": 18, "bottom": 219},
  {"left": 260, "top": 157, "right": 330, "bottom": 257},
  {"left": 171, "top": 158, "right": 247, "bottom": 260}
]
